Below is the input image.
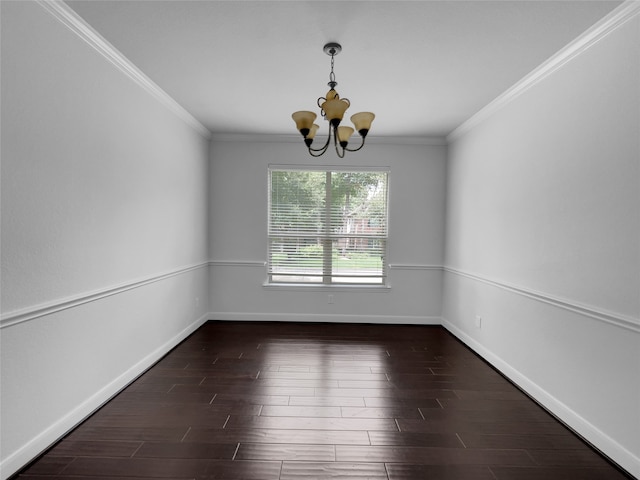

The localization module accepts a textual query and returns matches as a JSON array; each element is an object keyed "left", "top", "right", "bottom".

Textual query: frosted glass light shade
[
  {"left": 351, "top": 112, "right": 375, "bottom": 136},
  {"left": 322, "top": 98, "right": 350, "bottom": 125},
  {"left": 292, "top": 111, "right": 317, "bottom": 136},
  {"left": 325, "top": 89, "right": 339, "bottom": 101},
  {"left": 307, "top": 124, "right": 320, "bottom": 140},
  {"left": 337, "top": 126, "right": 354, "bottom": 143}
]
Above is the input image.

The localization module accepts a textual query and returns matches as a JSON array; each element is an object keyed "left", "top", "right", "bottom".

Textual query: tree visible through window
[{"left": 268, "top": 167, "right": 388, "bottom": 285}]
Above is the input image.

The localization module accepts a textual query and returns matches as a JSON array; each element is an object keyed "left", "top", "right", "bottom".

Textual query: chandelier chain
[{"left": 328, "top": 52, "right": 337, "bottom": 89}]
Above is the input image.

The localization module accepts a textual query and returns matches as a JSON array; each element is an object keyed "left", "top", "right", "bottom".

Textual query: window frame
[{"left": 266, "top": 165, "right": 390, "bottom": 288}]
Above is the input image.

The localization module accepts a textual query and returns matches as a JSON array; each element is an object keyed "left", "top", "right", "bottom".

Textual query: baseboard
[
  {"left": 441, "top": 317, "right": 639, "bottom": 478},
  {"left": 1, "top": 313, "right": 209, "bottom": 480},
  {"left": 207, "top": 312, "right": 440, "bottom": 325}
]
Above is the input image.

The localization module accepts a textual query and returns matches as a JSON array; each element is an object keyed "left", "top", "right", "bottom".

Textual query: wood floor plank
[
  {"left": 368, "top": 431, "right": 465, "bottom": 448},
  {"left": 280, "top": 461, "right": 388, "bottom": 479},
  {"left": 84, "top": 411, "right": 230, "bottom": 428},
  {"left": 254, "top": 377, "right": 340, "bottom": 388},
  {"left": 259, "top": 405, "right": 342, "bottom": 417},
  {"left": 335, "top": 445, "right": 535, "bottom": 465},
  {"left": 18, "top": 477, "right": 195, "bottom": 480},
  {"left": 48, "top": 440, "right": 143, "bottom": 457},
  {"left": 204, "top": 460, "right": 282, "bottom": 479},
  {"left": 183, "top": 427, "right": 371, "bottom": 445},
  {"left": 527, "top": 448, "right": 621, "bottom": 467},
  {"left": 364, "top": 394, "right": 453, "bottom": 407},
  {"left": 386, "top": 464, "right": 496, "bottom": 480},
  {"left": 289, "top": 395, "right": 366, "bottom": 407},
  {"left": 458, "top": 432, "right": 590, "bottom": 449},
  {"left": 340, "top": 406, "right": 424, "bottom": 419},
  {"left": 16, "top": 322, "right": 629, "bottom": 480},
  {"left": 20, "top": 456, "right": 75, "bottom": 476},
  {"left": 259, "top": 371, "right": 388, "bottom": 381},
  {"left": 397, "top": 418, "right": 570, "bottom": 435},
  {"left": 490, "top": 466, "right": 630, "bottom": 479},
  {"left": 234, "top": 443, "right": 336, "bottom": 461},
  {"left": 225, "top": 415, "right": 399, "bottom": 431},
  {"left": 133, "top": 441, "right": 238, "bottom": 459},
  {"left": 65, "top": 426, "right": 191, "bottom": 442},
  {"left": 60, "top": 457, "right": 211, "bottom": 478}
]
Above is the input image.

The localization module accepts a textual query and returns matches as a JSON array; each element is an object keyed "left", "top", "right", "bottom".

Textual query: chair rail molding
[
  {"left": 0, "top": 262, "right": 210, "bottom": 329},
  {"left": 388, "top": 264, "right": 443, "bottom": 271},
  {"left": 444, "top": 266, "right": 640, "bottom": 333},
  {"left": 209, "top": 260, "right": 267, "bottom": 267}
]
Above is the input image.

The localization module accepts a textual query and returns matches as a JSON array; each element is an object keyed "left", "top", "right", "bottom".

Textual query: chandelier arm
[
  {"left": 317, "top": 96, "right": 328, "bottom": 112},
  {"left": 308, "top": 140, "right": 331, "bottom": 156},
  {"left": 333, "top": 128, "right": 346, "bottom": 159},
  {"left": 343, "top": 136, "right": 367, "bottom": 152},
  {"left": 308, "top": 145, "right": 329, "bottom": 157},
  {"left": 308, "top": 123, "right": 333, "bottom": 153}
]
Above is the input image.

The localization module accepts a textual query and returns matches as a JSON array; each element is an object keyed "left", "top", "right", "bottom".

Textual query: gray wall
[
  {"left": 208, "top": 138, "right": 447, "bottom": 324},
  {"left": 0, "top": 3, "right": 210, "bottom": 477},
  {"left": 442, "top": 12, "right": 640, "bottom": 475}
]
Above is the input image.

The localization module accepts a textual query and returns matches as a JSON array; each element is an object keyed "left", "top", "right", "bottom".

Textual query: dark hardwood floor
[{"left": 17, "top": 321, "right": 631, "bottom": 479}]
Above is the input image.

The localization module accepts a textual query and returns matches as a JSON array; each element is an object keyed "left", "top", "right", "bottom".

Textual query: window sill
[{"left": 262, "top": 283, "right": 391, "bottom": 293}]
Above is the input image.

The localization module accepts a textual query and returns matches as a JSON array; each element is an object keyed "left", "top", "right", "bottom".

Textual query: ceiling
[{"left": 65, "top": 0, "right": 621, "bottom": 138}]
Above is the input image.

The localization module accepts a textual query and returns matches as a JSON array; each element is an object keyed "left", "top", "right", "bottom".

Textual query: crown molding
[
  {"left": 211, "top": 132, "right": 447, "bottom": 146},
  {"left": 211, "top": 133, "right": 303, "bottom": 143},
  {"left": 36, "top": 0, "right": 212, "bottom": 140},
  {"left": 447, "top": 0, "right": 640, "bottom": 142},
  {"left": 367, "top": 136, "right": 448, "bottom": 146}
]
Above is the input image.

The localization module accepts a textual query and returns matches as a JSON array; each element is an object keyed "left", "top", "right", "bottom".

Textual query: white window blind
[{"left": 268, "top": 168, "right": 388, "bottom": 285}]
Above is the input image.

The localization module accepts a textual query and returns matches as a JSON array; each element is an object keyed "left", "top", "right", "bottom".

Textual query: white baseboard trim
[
  {"left": 441, "top": 317, "right": 639, "bottom": 478},
  {"left": 0, "top": 313, "right": 209, "bottom": 480},
  {"left": 207, "top": 312, "right": 440, "bottom": 325}
]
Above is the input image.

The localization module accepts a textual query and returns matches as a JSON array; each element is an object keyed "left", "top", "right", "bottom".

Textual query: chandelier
[{"left": 292, "top": 43, "right": 375, "bottom": 158}]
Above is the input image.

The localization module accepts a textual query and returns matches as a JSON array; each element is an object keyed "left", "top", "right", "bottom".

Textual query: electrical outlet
[
  {"left": 475, "top": 315, "right": 482, "bottom": 329},
  {"left": 328, "top": 294, "right": 334, "bottom": 304}
]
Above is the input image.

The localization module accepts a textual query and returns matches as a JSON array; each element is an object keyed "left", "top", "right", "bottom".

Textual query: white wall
[
  {"left": 442, "top": 10, "right": 640, "bottom": 476},
  {"left": 209, "top": 138, "right": 447, "bottom": 324},
  {"left": 0, "top": 2, "right": 210, "bottom": 478}
]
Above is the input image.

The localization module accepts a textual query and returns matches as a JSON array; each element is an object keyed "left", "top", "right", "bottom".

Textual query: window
[{"left": 268, "top": 167, "right": 389, "bottom": 285}]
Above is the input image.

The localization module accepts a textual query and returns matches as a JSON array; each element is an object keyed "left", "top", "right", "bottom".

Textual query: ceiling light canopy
[{"left": 292, "top": 43, "right": 375, "bottom": 158}]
